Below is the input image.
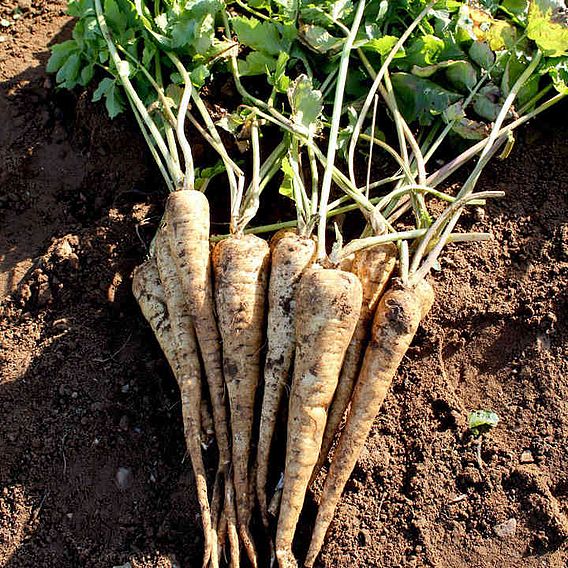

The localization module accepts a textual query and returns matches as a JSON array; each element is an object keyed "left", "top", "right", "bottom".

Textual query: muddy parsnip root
[
  {"left": 166, "top": 189, "right": 240, "bottom": 565},
  {"left": 275, "top": 267, "right": 362, "bottom": 568},
  {"left": 256, "top": 233, "right": 316, "bottom": 527},
  {"left": 154, "top": 229, "right": 214, "bottom": 568},
  {"left": 304, "top": 279, "right": 435, "bottom": 568},
  {"left": 313, "top": 243, "right": 397, "bottom": 483},
  {"left": 212, "top": 233, "right": 271, "bottom": 568}
]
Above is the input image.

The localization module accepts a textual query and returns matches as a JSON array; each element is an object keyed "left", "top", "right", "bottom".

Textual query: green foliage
[
  {"left": 232, "top": 16, "right": 293, "bottom": 56},
  {"left": 92, "top": 76, "right": 125, "bottom": 117},
  {"left": 541, "top": 56, "right": 568, "bottom": 93},
  {"left": 391, "top": 73, "right": 462, "bottom": 124},
  {"left": 49, "top": 0, "right": 567, "bottom": 136},
  {"left": 288, "top": 75, "right": 323, "bottom": 134},
  {"left": 468, "top": 410, "right": 500, "bottom": 436}
]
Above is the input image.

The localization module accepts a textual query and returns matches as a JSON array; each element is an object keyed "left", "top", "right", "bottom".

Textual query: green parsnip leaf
[
  {"left": 288, "top": 75, "right": 323, "bottom": 134},
  {"left": 92, "top": 77, "right": 125, "bottom": 118},
  {"left": 468, "top": 410, "right": 499, "bottom": 435},
  {"left": 299, "top": 24, "right": 343, "bottom": 53},
  {"left": 232, "top": 16, "right": 292, "bottom": 56},
  {"left": 391, "top": 72, "right": 462, "bottom": 124},
  {"left": 469, "top": 41, "right": 495, "bottom": 70},
  {"left": 279, "top": 155, "right": 295, "bottom": 200},
  {"left": 56, "top": 52, "right": 82, "bottom": 89},
  {"left": 269, "top": 52, "right": 291, "bottom": 92},
  {"left": 103, "top": 0, "right": 126, "bottom": 36},
  {"left": 47, "top": 41, "right": 79, "bottom": 74},
  {"left": 363, "top": 35, "right": 405, "bottom": 57},
  {"left": 500, "top": 0, "right": 529, "bottom": 24},
  {"left": 403, "top": 35, "right": 445, "bottom": 67},
  {"left": 238, "top": 51, "right": 278, "bottom": 76},
  {"left": 67, "top": 0, "right": 95, "bottom": 18},
  {"left": 446, "top": 60, "right": 478, "bottom": 91},
  {"left": 541, "top": 56, "right": 568, "bottom": 92}
]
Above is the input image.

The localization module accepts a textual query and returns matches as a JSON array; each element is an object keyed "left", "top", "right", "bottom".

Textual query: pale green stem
[
  {"left": 409, "top": 59, "right": 541, "bottom": 277},
  {"left": 317, "top": 0, "right": 366, "bottom": 261},
  {"left": 130, "top": 95, "right": 174, "bottom": 192},
  {"left": 381, "top": 70, "right": 429, "bottom": 225},
  {"left": 382, "top": 71, "right": 410, "bottom": 181},
  {"left": 165, "top": 55, "right": 195, "bottom": 191},
  {"left": 94, "top": 0, "right": 182, "bottom": 186},
  {"left": 366, "top": 94, "right": 380, "bottom": 198},
  {"left": 187, "top": 75, "right": 243, "bottom": 197},
  {"left": 308, "top": 144, "right": 319, "bottom": 217},
  {"left": 458, "top": 51, "right": 543, "bottom": 199},
  {"left": 290, "top": 141, "right": 310, "bottom": 233},
  {"left": 426, "top": 92, "right": 566, "bottom": 188},
  {"left": 221, "top": 9, "right": 309, "bottom": 138},
  {"left": 357, "top": 43, "right": 424, "bottom": 185},
  {"left": 233, "top": 0, "right": 270, "bottom": 20},
  {"left": 340, "top": 229, "right": 429, "bottom": 259},
  {"left": 119, "top": 47, "right": 181, "bottom": 174},
  {"left": 409, "top": 191, "right": 504, "bottom": 280},
  {"left": 376, "top": 184, "right": 486, "bottom": 214},
  {"left": 236, "top": 117, "right": 261, "bottom": 232},
  {"left": 347, "top": 3, "right": 433, "bottom": 188},
  {"left": 358, "top": 132, "right": 413, "bottom": 181},
  {"left": 422, "top": 72, "right": 489, "bottom": 165},
  {"left": 185, "top": 112, "right": 244, "bottom": 177},
  {"left": 238, "top": 137, "right": 288, "bottom": 232}
]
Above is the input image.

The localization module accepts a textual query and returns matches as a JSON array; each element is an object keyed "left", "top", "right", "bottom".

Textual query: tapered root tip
[
  {"left": 275, "top": 548, "right": 298, "bottom": 568},
  {"left": 239, "top": 524, "right": 259, "bottom": 568},
  {"left": 304, "top": 547, "right": 317, "bottom": 568}
]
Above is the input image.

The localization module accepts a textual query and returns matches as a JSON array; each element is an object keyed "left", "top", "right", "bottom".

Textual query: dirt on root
[{"left": 1, "top": 2, "right": 568, "bottom": 568}]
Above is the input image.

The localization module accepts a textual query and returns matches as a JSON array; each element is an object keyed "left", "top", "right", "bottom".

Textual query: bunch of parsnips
[{"left": 49, "top": 0, "right": 568, "bottom": 565}]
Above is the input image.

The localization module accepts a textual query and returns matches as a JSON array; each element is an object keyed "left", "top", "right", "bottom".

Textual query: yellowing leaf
[
  {"left": 527, "top": 0, "right": 568, "bottom": 56},
  {"left": 467, "top": 7, "right": 517, "bottom": 50}
]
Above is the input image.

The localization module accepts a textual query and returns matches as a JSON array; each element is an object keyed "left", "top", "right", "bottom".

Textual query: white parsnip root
[
  {"left": 213, "top": 233, "right": 271, "bottom": 568},
  {"left": 132, "top": 257, "right": 213, "bottom": 568},
  {"left": 304, "top": 279, "right": 435, "bottom": 568},
  {"left": 314, "top": 243, "right": 397, "bottom": 483},
  {"left": 276, "top": 267, "right": 362, "bottom": 568},
  {"left": 256, "top": 233, "right": 316, "bottom": 528},
  {"left": 165, "top": 190, "right": 239, "bottom": 565}
]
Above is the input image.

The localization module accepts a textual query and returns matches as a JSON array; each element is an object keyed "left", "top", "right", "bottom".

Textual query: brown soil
[{"left": 1, "top": 2, "right": 567, "bottom": 567}]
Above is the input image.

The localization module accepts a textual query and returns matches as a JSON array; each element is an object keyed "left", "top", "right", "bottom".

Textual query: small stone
[
  {"left": 494, "top": 518, "right": 517, "bottom": 539},
  {"left": 520, "top": 450, "right": 535, "bottom": 464},
  {"left": 474, "top": 207, "right": 486, "bottom": 222},
  {"left": 66, "top": 513, "right": 73, "bottom": 520},
  {"left": 414, "top": 517, "right": 427, "bottom": 529},
  {"left": 36, "top": 280, "right": 53, "bottom": 306},
  {"left": 52, "top": 318, "right": 69, "bottom": 332},
  {"left": 116, "top": 467, "right": 132, "bottom": 490},
  {"left": 119, "top": 415, "right": 129, "bottom": 431},
  {"left": 358, "top": 529, "right": 370, "bottom": 546}
]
